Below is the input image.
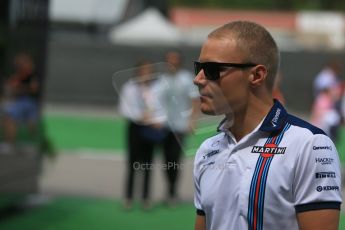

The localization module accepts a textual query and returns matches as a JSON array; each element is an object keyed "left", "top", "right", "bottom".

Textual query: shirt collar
[
  {"left": 217, "top": 117, "right": 232, "bottom": 132},
  {"left": 217, "top": 99, "right": 288, "bottom": 133},
  {"left": 259, "top": 99, "right": 288, "bottom": 132}
]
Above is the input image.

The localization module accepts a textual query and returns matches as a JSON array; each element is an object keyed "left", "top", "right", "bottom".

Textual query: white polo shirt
[
  {"left": 119, "top": 79, "right": 166, "bottom": 125},
  {"left": 158, "top": 69, "right": 199, "bottom": 133},
  {"left": 194, "top": 100, "right": 342, "bottom": 230}
]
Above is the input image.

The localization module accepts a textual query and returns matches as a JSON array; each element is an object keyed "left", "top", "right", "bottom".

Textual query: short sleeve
[{"left": 293, "top": 134, "right": 342, "bottom": 212}]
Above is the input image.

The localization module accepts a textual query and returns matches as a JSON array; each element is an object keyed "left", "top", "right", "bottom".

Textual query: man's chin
[
  {"left": 200, "top": 107, "right": 218, "bottom": 116},
  {"left": 200, "top": 105, "right": 229, "bottom": 116}
]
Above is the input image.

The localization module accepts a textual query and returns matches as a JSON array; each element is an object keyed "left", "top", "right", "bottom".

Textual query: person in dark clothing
[
  {"left": 158, "top": 51, "right": 199, "bottom": 205},
  {"left": 1, "top": 53, "right": 39, "bottom": 153},
  {"left": 119, "top": 61, "right": 167, "bottom": 209}
]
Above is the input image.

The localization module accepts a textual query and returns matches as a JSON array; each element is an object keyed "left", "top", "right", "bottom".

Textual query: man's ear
[{"left": 249, "top": 65, "right": 267, "bottom": 88}]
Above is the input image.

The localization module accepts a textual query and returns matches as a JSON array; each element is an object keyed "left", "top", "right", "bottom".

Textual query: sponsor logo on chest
[
  {"left": 251, "top": 143, "right": 286, "bottom": 157},
  {"left": 203, "top": 149, "right": 220, "bottom": 159}
]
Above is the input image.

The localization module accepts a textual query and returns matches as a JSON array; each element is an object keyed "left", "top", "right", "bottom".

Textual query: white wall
[{"left": 50, "top": 0, "right": 128, "bottom": 24}]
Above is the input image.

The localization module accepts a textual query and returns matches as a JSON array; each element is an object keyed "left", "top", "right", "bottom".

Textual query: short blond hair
[{"left": 209, "top": 21, "right": 280, "bottom": 90}]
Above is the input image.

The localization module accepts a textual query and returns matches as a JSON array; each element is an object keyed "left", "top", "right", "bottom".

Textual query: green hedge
[{"left": 170, "top": 0, "right": 345, "bottom": 11}]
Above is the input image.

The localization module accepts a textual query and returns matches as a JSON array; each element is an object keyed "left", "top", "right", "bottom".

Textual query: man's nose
[{"left": 193, "top": 69, "right": 207, "bottom": 86}]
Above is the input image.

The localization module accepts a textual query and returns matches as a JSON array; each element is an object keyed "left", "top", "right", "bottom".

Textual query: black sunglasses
[{"left": 194, "top": 61, "right": 257, "bottom": 81}]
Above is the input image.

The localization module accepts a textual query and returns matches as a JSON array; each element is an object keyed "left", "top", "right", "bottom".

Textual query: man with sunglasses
[{"left": 193, "top": 21, "right": 342, "bottom": 230}]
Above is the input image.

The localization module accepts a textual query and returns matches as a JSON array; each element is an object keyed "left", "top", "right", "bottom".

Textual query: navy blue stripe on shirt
[
  {"left": 247, "top": 123, "right": 290, "bottom": 230},
  {"left": 295, "top": 201, "right": 341, "bottom": 213},
  {"left": 287, "top": 114, "right": 325, "bottom": 135}
]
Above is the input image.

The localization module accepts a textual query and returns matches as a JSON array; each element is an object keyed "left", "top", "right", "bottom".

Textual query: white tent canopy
[{"left": 108, "top": 8, "right": 182, "bottom": 46}]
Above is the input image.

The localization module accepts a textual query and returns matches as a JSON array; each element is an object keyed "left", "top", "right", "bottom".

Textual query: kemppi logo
[{"left": 316, "top": 185, "right": 339, "bottom": 192}]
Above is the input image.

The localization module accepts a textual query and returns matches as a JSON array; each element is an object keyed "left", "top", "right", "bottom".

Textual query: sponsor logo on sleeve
[
  {"left": 313, "top": 146, "right": 332, "bottom": 151},
  {"left": 315, "top": 172, "right": 336, "bottom": 179},
  {"left": 315, "top": 158, "right": 334, "bottom": 165},
  {"left": 316, "top": 185, "right": 339, "bottom": 192}
]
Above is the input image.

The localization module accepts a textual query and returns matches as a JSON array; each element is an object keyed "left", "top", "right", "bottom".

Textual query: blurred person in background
[
  {"left": 158, "top": 51, "right": 199, "bottom": 206},
  {"left": 119, "top": 60, "right": 167, "bottom": 210},
  {"left": 310, "top": 80, "right": 341, "bottom": 141},
  {"left": 1, "top": 53, "right": 39, "bottom": 154},
  {"left": 311, "top": 60, "right": 343, "bottom": 142},
  {"left": 313, "top": 60, "right": 342, "bottom": 97},
  {"left": 193, "top": 21, "right": 341, "bottom": 230}
]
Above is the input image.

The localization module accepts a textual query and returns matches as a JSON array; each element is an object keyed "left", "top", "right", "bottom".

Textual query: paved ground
[
  {"left": 39, "top": 151, "right": 345, "bottom": 213},
  {"left": 39, "top": 152, "right": 195, "bottom": 202}
]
